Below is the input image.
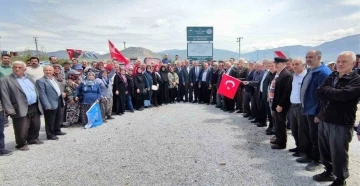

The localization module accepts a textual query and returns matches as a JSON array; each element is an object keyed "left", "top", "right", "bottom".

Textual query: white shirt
[
  {"left": 260, "top": 70, "right": 269, "bottom": 92},
  {"left": 201, "top": 69, "right": 208, "bottom": 82},
  {"left": 290, "top": 70, "right": 307, "bottom": 104},
  {"left": 47, "top": 77, "right": 61, "bottom": 96}
]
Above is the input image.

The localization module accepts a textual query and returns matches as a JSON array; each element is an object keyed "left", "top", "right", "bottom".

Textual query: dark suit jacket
[
  {"left": 189, "top": 66, "right": 201, "bottom": 84},
  {"left": 217, "top": 70, "right": 225, "bottom": 88},
  {"left": 244, "top": 70, "right": 255, "bottom": 94},
  {"left": 36, "top": 76, "right": 64, "bottom": 110},
  {"left": 175, "top": 67, "right": 183, "bottom": 84},
  {"left": 237, "top": 66, "right": 249, "bottom": 81},
  {"left": 182, "top": 66, "right": 191, "bottom": 84},
  {"left": 198, "top": 68, "right": 212, "bottom": 87},
  {"left": 261, "top": 71, "right": 276, "bottom": 100},
  {"left": 271, "top": 69, "right": 293, "bottom": 112},
  {"left": 248, "top": 70, "right": 265, "bottom": 90},
  {"left": 0, "top": 74, "right": 43, "bottom": 118}
]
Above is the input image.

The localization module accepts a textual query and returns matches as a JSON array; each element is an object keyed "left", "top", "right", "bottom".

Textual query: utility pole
[
  {"left": 33, "top": 37, "right": 39, "bottom": 57},
  {"left": 236, "top": 37, "right": 243, "bottom": 58},
  {"left": 0, "top": 36, "right": 2, "bottom": 54},
  {"left": 123, "top": 41, "right": 126, "bottom": 49}
]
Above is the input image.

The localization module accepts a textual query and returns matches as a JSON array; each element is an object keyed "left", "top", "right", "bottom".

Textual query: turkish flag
[
  {"left": 274, "top": 51, "right": 287, "bottom": 58},
  {"left": 108, "top": 40, "right": 128, "bottom": 65},
  {"left": 66, "top": 49, "right": 75, "bottom": 59},
  {"left": 218, "top": 74, "right": 241, "bottom": 99},
  {"left": 74, "top": 50, "right": 82, "bottom": 58}
]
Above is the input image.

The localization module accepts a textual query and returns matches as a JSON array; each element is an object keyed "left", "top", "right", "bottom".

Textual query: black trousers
[
  {"left": 113, "top": 93, "right": 126, "bottom": 114},
  {"left": 236, "top": 87, "right": 244, "bottom": 111},
  {"left": 161, "top": 82, "right": 169, "bottom": 104},
  {"left": 152, "top": 90, "right": 159, "bottom": 106},
  {"left": 250, "top": 95, "right": 257, "bottom": 118},
  {"left": 289, "top": 104, "right": 309, "bottom": 153},
  {"left": 135, "top": 93, "right": 144, "bottom": 109},
  {"left": 224, "top": 97, "right": 235, "bottom": 111},
  {"left": 257, "top": 92, "right": 267, "bottom": 124},
  {"left": 0, "top": 111, "right": 5, "bottom": 151},
  {"left": 177, "top": 83, "right": 184, "bottom": 101},
  {"left": 169, "top": 87, "right": 177, "bottom": 102},
  {"left": 266, "top": 101, "right": 274, "bottom": 128},
  {"left": 12, "top": 104, "right": 41, "bottom": 148},
  {"left": 210, "top": 84, "right": 217, "bottom": 104},
  {"left": 193, "top": 82, "right": 200, "bottom": 102},
  {"left": 306, "top": 115, "right": 320, "bottom": 161},
  {"left": 319, "top": 121, "right": 353, "bottom": 180},
  {"left": 44, "top": 97, "right": 63, "bottom": 138},
  {"left": 273, "top": 111, "right": 287, "bottom": 146},
  {"left": 184, "top": 83, "right": 191, "bottom": 101},
  {"left": 200, "top": 82, "right": 210, "bottom": 103},
  {"left": 243, "top": 92, "right": 252, "bottom": 115}
]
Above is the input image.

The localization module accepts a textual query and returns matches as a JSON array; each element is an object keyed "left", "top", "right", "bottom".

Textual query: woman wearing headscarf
[
  {"left": 134, "top": 66, "right": 145, "bottom": 111},
  {"left": 143, "top": 65, "right": 153, "bottom": 108},
  {"left": 113, "top": 66, "right": 127, "bottom": 115},
  {"left": 95, "top": 70, "right": 113, "bottom": 121},
  {"left": 53, "top": 64, "right": 67, "bottom": 126},
  {"left": 105, "top": 64, "right": 115, "bottom": 117},
  {"left": 74, "top": 72, "right": 101, "bottom": 125},
  {"left": 151, "top": 64, "right": 162, "bottom": 107},
  {"left": 168, "top": 66, "right": 179, "bottom": 104},
  {"left": 159, "top": 65, "right": 169, "bottom": 105},
  {"left": 126, "top": 65, "right": 135, "bottom": 112},
  {"left": 64, "top": 70, "right": 81, "bottom": 125}
]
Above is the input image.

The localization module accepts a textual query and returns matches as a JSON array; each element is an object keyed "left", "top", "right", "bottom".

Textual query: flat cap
[{"left": 356, "top": 54, "right": 360, "bottom": 57}]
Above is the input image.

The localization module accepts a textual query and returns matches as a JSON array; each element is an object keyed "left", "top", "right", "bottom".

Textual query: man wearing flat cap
[{"left": 270, "top": 57, "right": 293, "bottom": 150}]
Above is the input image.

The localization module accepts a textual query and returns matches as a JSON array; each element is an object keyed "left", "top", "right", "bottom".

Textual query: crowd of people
[{"left": 0, "top": 50, "right": 360, "bottom": 186}]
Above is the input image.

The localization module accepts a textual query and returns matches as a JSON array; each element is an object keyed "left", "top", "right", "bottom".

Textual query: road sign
[
  {"left": 187, "top": 57, "right": 213, "bottom": 62},
  {"left": 187, "top": 43, "right": 213, "bottom": 57},
  {"left": 187, "top": 27, "right": 213, "bottom": 41}
]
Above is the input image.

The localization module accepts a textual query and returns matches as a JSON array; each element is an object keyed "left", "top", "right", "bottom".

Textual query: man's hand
[
  {"left": 357, "top": 135, "right": 360, "bottom": 141},
  {"left": 243, "top": 81, "right": 249, "bottom": 85},
  {"left": 276, "top": 105, "right": 282, "bottom": 113},
  {"left": 183, "top": 82, "right": 185, "bottom": 86},
  {"left": 75, "top": 97, "right": 79, "bottom": 101},
  {"left": 190, "top": 83, "right": 193, "bottom": 87},
  {"left": 115, "top": 90, "right": 119, "bottom": 95},
  {"left": 314, "top": 117, "right": 320, "bottom": 123},
  {"left": 95, "top": 100, "right": 99, "bottom": 103},
  {"left": 62, "top": 92, "right": 66, "bottom": 98},
  {"left": 137, "top": 89, "right": 140, "bottom": 93},
  {"left": 70, "top": 99, "right": 75, "bottom": 104}
]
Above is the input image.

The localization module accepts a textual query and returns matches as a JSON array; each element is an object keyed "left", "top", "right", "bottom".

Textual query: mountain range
[{"left": 12, "top": 34, "right": 360, "bottom": 62}]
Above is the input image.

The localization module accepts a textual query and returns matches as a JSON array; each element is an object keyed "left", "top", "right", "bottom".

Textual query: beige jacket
[{"left": 168, "top": 72, "right": 179, "bottom": 88}]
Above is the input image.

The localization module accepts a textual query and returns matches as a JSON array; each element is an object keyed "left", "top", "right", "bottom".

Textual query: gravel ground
[{"left": 0, "top": 103, "right": 359, "bottom": 186}]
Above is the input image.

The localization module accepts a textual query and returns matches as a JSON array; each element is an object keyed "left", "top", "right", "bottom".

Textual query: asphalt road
[{"left": 0, "top": 103, "right": 359, "bottom": 186}]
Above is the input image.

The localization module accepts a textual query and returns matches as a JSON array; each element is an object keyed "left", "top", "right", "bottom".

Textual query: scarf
[
  {"left": 54, "top": 73, "right": 64, "bottom": 82},
  {"left": 117, "top": 72, "right": 128, "bottom": 87},
  {"left": 83, "top": 80, "right": 95, "bottom": 91}
]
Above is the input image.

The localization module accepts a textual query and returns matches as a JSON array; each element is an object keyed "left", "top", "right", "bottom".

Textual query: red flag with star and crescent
[
  {"left": 66, "top": 49, "right": 75, "bottom": 59},
  {"left": 108, "top": 40, "right": 128, "bottom": 65},
  {"left": 218, "top": 74, "right": 241, "bottom": 99}
]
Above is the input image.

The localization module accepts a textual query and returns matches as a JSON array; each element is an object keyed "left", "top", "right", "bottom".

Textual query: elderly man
[
  {"left": 235, "top": 58, "right": 249, "bottom": 113},
  {"left": 198, "top": 62, "right": 212, "bottom": 104},
  {"left": 296, "top": 50, "right": 331, "bottom": 171},
  {"left": 216, "top": 61, "right": 225, "bottom": 108},
  {"left": 182, "top": 60, "right": 191, "bottom": 102},
  {"left": 210, "top": 61, "right": 219, "bottom": 105},
  {"left": 26, "top": 57, "right": 44, "bottom": 81},
  {"left": 0, "top": 61, "right": 44, "bottom": 151},
  {"left": 71, "top": 58, "right": 79, "bottom": 70},
  {"left": 270, "top": 57, "right": 293, "bottom": 149},
  {"left": 288, "top": 58, "right": 308, "bottom": 157},
  {"left": 0, "top": 98, "right": 12, "bottom": 156},
  {"left": 223, "top": 61, "right": 238, "bottom": 112},
  {"left": 36, "top": 66, "right": 66, "bottom": 140},
  {"left": 313, "top": 52, "right": 360, "bottom": 186},
  {"left": 175, "top": 61, "right": 184, "bottom": 102},
  {"left": 255, "top": 59, "right": 271, "bottom": 127},
  {"left": 81, "top": 60, "right": 88, "bottom": 70},
  {"left": 189, "top": 61, "right": 201, "bottom": 103},
  {"left": 242, "top": 61, "right": 255, "bottom": 117},
  {"left": 243, "top": 62, "right": 265, "bottom": 124}
]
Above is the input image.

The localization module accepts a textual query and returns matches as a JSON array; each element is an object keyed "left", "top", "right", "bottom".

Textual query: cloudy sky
[{"left": 0, "top": 0, "right": 359, "bottom": 54}]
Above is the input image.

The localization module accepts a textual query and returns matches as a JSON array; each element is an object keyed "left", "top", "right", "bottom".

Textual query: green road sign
[{"left": 187, "top": 26, "right": 213, "bottom": 41}]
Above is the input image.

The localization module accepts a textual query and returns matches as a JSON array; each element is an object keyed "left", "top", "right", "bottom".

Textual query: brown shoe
[
  {"left": 18, "top": 145, "right": 29, "bottom": 151},
  {"left": 29, "top": 139, "right": 44, "bottom": 145}
]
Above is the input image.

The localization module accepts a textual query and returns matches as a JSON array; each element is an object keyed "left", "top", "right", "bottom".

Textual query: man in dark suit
[
  {"left": 223, "top": 61, "right": 238, "bottom": 112},
  {"left": 175, "top": 61, "right": 184, "bottom": 102},
  {"left": 189, "top": 61, "right": 201, "bottom": 103},
  {"left": 271, "top": 57, "right": 293, "bottom": 149},
  {"left": 0, "top": 61, "right": 44, "bottom": 151},
  {"left": 36, "top": 66, "right": 66, "bottom": 140},
  {"left": 243, "top": 62, "right": 265, "bottom": 123},
  {"left": 235, "top": 58, "right": 249, "bottom": 113},
  {"left": 182, "top": 60, "right": 191, "bottom": 102},
  {"left": 216, "top": 61, "right": 225, "bottom": 108},
  {"left": 198, "top": 63, "right": 212, "bottom": 104},
  {"left": 243, "top": 62, "right": 255, "bottom": 118},
  {"left": 210, "top": 61, "right": 219, "bottom": 105}
]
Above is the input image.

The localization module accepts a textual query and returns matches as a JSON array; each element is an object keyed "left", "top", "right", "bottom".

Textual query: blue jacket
[
  {"left": 302, "top": 63, "right": 331, "bottom": 115},
  {"left": 74, "top": 82, "right": 101, "bottom": 104}
]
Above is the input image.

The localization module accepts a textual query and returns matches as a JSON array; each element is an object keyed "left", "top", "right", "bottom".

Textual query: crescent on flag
[{"left": 225, "top": 80, "right": 235, "bottom": 89}]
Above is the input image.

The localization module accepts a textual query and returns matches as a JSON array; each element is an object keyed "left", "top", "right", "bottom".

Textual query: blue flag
[{"left": 84, "top": 102, "right": 103, "bottom": 129}]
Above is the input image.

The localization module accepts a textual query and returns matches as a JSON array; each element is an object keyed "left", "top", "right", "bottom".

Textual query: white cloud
[
  {"left": 341, "top": 0, "right": 360, "bottom": 6},
  {"left": 26, "top": 0, "right": 61, "bottom": 4},
  {"left": 343, "top": 11, "right": 360, "bottom": 21}
]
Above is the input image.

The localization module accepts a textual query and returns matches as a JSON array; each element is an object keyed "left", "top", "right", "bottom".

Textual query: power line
[{"left": 123, "top": 41, "right": 126, "bottom": 49}]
